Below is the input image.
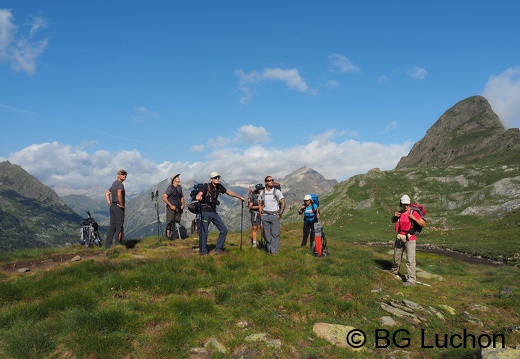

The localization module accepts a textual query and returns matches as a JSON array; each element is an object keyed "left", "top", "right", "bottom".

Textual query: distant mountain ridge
[
  {"left": 3, "top": 95, "right": 520, "bottom": 250},
  {"left": 0, "top": 161, "right": 83, "bottom": 251},
  {"left": 123, "top": 166, "right": 339, "bottom": 238}
]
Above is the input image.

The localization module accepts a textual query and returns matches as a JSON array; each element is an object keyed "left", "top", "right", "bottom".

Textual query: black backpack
[{"left": 187, "top": 183, "right": 206, "bottom": 213}]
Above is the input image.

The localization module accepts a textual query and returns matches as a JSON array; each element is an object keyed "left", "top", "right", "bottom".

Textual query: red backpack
[
  {"left": 409, "top": 203, "right": 426, "bottom": 234},
  {"left": 410, "top": 203, "right": 426, "bottom": 217}
]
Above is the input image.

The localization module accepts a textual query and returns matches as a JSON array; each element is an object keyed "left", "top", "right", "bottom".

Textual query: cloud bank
[{"left": 3, "top": 127, "right": 412, "bottom": 193}]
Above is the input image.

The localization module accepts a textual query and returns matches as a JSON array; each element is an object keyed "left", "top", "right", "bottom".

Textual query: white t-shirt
[{"left": 260, "top": 188, "right": 284, "bottom": 213}]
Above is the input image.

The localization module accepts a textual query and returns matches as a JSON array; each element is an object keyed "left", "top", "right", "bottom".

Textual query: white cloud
[
  {"left": 29, "top": 15, "right": 47, "bottom": 36},
  {"left": 234, "top": 125, "right": 269, "bottom": 144},
  {"left": 0, "top": 9, "right": 16, "bottom": 51},
  {"left": 385, "top": 121, "right": 398, "bottom": 131},
  {"left": 7, "top": 142, "right": 176, "bottom": 193},
  {"left": 263, "top": 68, "right": 308, "bottom": 92},
  {"left": 328, "top": 53, "right": 360, "bottom": 73},
  {"left": 0, "top": 9, "right": 48, "bottom": 75},
  {"left": 325, "top": 80, "right": 339, "bottom": 89},
  {"left": 207, "top": 136, "right": 231, "bottom": 149},
  {"left": 131, "top": 106, "right": 159, "bottom": 123},
  {"left": 190, "top": 144, "right": 205, "bottom": 153},
  {"left": 7, "top": 134, "right": 412, "bottom": 193},
  {"left": 235, "top": 68, "right": 310, "bottom": 104},
  {"left": 407, "top": 66, "right": 428, "bottom": 80},
  {"left": 482, "top": 66, "right": 520, "bottom": 129}
]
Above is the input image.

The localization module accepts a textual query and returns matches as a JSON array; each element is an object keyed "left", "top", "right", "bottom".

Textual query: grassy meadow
[{"left": 0, "top": 216, "right": 519, "bottom": 359}]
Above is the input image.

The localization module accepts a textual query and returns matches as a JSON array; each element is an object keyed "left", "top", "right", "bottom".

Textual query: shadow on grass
[
  {"left": 121, "top": 239, "right": 139, "bottom": 249},
  {"left": 374, "top": 259, "right": 393, "bottom": 271}
]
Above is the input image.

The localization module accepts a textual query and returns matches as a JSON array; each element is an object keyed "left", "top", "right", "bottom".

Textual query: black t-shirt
[
  {"left": 109, "top": 180, "right": 125, "bottom": 205},
  {"left": 165, "top": 184, "right": 183, "bottom": 208},
  {"left": 202, "top": 183, "right": 227, "bottom": 209}
]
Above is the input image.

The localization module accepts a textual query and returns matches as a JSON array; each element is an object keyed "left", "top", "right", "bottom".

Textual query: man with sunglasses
[
  {"left": 259, "top": 176, "right": 286, "bottom": 254},
  {"left": 105, "top": 169, "right": 127, "bottom": 248},
  {"left": 195, "top": 171, "right": 245, "bottom": 255}
]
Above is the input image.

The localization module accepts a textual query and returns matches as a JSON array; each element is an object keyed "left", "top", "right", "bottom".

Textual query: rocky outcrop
[{"left": 396, "top": 96, "right": 520, "bottom": 169}]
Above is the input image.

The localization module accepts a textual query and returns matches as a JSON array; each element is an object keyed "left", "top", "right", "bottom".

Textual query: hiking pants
[
  {"left": 166, "top": 206, "right": 182, "bottom": 224},
  {"left": 301, "top": 220, "right": 316, "bottom": 248},
  {"left": 262, "top": 214, "right": 280, "bottom": 254},
  {"left": 391, "top": 238, "right": 416, "bottom": 283},
  {"left": 105, "top": 204, "right": 124, "bottom": 249},
  {"left": 200, "top": 211, "right": 228, "bottom": 254}
]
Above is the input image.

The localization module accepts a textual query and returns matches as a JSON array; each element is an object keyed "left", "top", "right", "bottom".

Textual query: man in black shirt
[
  {"left": 105, "top": 169, "right": 127, "bottom": 248},
  {"left": 195, "top": 171, "right": 245, "bottom": 254}
]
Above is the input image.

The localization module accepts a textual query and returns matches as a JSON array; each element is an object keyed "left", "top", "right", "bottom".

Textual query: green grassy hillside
[
  {"left": 0, "top": 219, "right": 518, "bottom": 358},
  {"left": 305, "top": 164, "right": 520, "bottom": 264},
  {"left": 1, "top": 163, "right": 519, "bottom": 358}
]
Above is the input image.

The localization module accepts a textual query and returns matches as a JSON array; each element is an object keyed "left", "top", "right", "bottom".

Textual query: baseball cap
[
  {"left": 170, "top": 173, "right": 180, "bottom": 181},
  {"left": 303, "top": 195, "right": 312, "bottom": 201},
  {"left": 209, "top": 171, "right": 220, "bottom": 178}
]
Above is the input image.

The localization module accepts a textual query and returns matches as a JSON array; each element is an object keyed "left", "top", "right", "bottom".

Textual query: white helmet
[{"left": 400, "top": 194, "right": 411, "bottom": 205}]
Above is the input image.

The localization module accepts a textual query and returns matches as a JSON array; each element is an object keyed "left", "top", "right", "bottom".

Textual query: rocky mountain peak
[{"left": 396, "top": 95, "right": 520, "bottom": 169}]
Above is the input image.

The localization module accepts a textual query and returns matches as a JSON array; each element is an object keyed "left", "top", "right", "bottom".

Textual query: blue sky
[{"left": 1, "top": 1, "right": 520, "bottom": 194}]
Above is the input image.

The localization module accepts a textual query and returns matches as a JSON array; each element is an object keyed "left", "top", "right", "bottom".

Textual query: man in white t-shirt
[{"left": 259, "top": 176, "right": 286, "bottom": 254}]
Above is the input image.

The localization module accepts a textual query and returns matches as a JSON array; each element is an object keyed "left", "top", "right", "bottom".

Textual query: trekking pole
[
  {"left": 197, "top": 202, "right": 202, "bottom": 252},
  {"left": 152, "top": 191, "right": 163, "bottom": 242},
  {"left": 240, "top": 200, "right": 244, "bottom": 250},
  {"left": 415, "top": 280, "right": 431, "bottom": 287},
  {"left": 176, "top": 222, "right": 181, "bottom": 240}
]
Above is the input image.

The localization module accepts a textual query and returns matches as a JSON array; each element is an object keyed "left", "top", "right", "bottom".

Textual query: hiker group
[
  {"left": 103, "top": 169, "right": 327, "bottom": 257},
  {"left": 102, "top": 169, "right": 427, "bottom": 285}
]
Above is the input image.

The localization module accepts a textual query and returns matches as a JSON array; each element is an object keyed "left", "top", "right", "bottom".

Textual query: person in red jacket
[{"left": 390, "top": 194, "right": 426, "bottom": 286}]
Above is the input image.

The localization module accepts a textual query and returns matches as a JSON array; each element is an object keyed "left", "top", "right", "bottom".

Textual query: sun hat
[{"left": 400, "top": 194, "right": 411, "bottom": 205}]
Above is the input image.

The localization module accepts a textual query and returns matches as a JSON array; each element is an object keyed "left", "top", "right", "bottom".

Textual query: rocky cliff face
[{"left": 396, "top": 96, "right": 520, "bottom": 169}]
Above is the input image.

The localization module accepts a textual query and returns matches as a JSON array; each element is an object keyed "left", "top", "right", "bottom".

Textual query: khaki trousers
[{"left": 391, "top": 237, "right": 416, "bottom": 283}]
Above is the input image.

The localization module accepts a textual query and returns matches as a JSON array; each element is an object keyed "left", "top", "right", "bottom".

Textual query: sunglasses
[
  {"left": 119, "top": 173, "right": 127, "bottom": 176},
  {"left": 211, "top": 176, "right": 221, "bottom": 179},
  {"left": 265, "top": 179, "right": 273, "bottom": 182}
]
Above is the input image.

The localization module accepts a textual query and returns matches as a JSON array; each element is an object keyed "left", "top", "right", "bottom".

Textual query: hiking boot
[
  {"left": 214, "top": 249, "right": 227, "bottom": 255},
  {"left": 402, "top": 281, "right": 415, "bottom": 286},
  {"left": 200, "top": 251, "right": 208, "bottom": 256}
]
